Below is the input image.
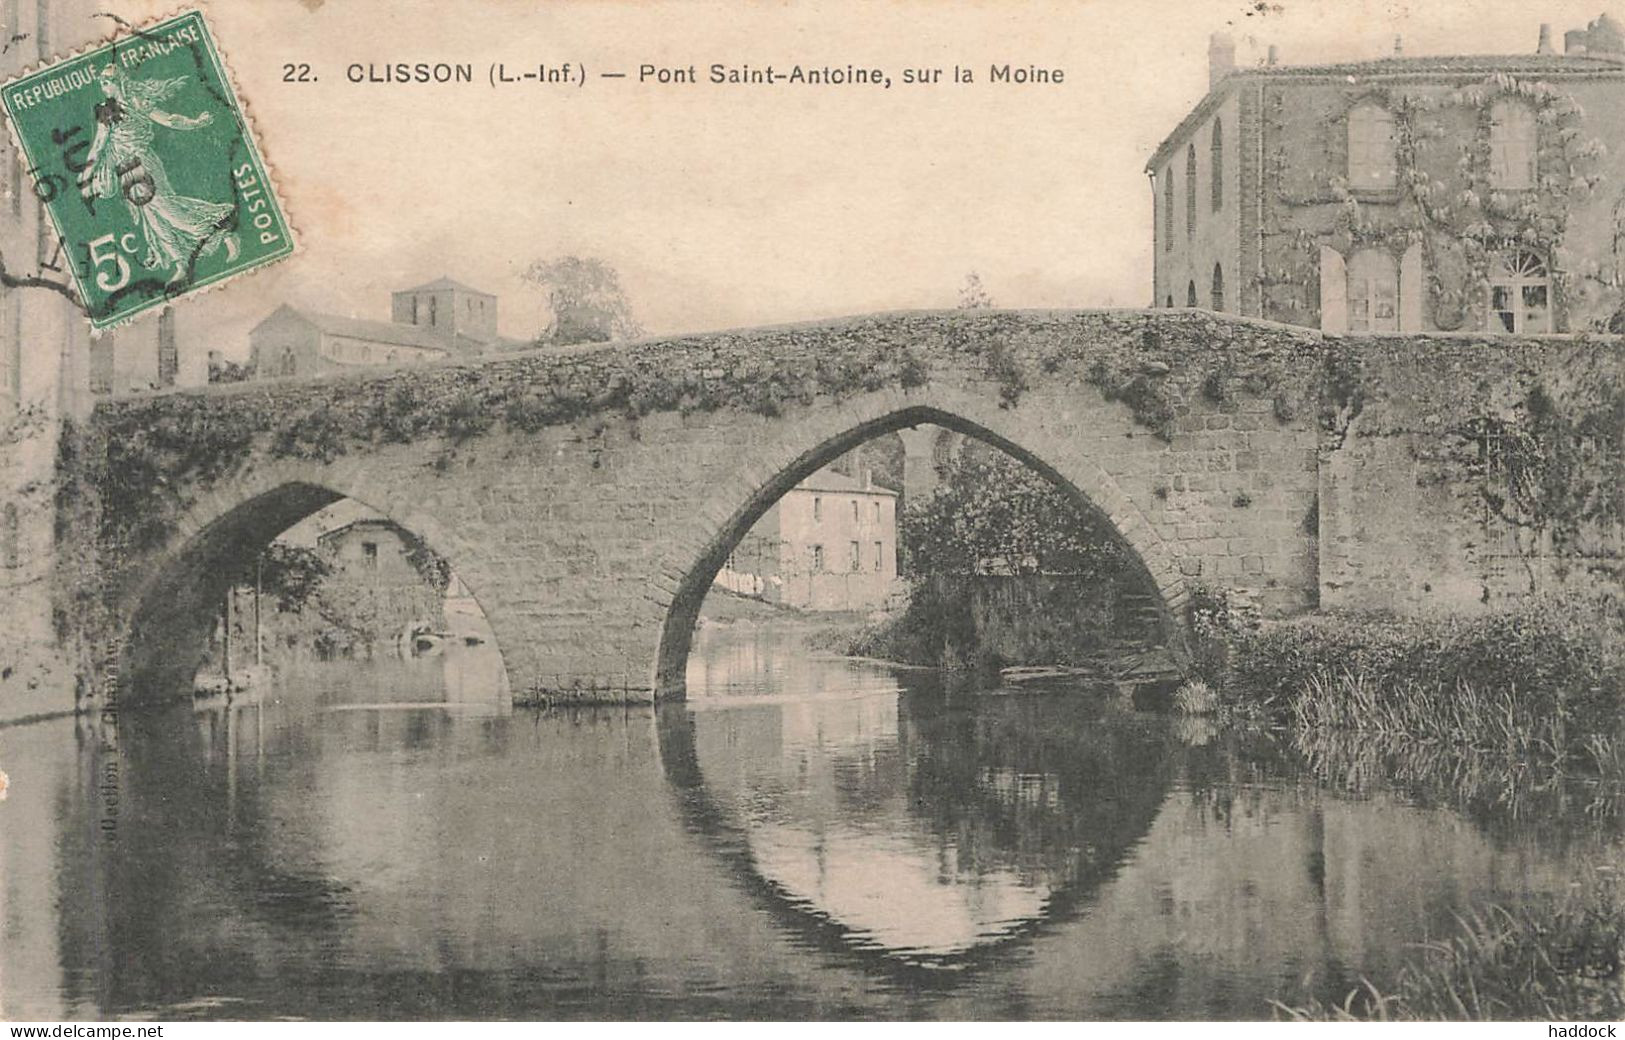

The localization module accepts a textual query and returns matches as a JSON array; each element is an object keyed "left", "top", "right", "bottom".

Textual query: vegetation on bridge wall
[
  {"left": 48, "top": 311, "right": 1624, "bottom": 705},
  {"left": 1329, "top": 332, "right": 1624, "bottom": 589},
  {"left": 64, "top": 311, "right": 1326, "bottom": 563}
]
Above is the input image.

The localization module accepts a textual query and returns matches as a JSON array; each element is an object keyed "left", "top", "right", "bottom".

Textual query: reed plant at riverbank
[
  {"left": 1274, "top": 877, "right": 1625, "bottom": 1021},
  {"left": 1290, "top": 671, "right": 1578, "bottom": 761},
  {"left": 1193, "top": 590, "right": 1623, "bottom": 753},
  {"left": 1291, "top": 698, "right": 1623, "bottom": 841}
]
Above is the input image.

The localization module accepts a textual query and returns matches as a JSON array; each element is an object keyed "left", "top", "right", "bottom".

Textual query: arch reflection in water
[{"left": 663, "top": 624, "right": 1173, "bottom": 971}]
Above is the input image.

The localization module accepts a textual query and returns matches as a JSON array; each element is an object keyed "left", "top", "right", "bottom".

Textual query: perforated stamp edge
[{"left": 0, "top": 5, "right": 300, "bottom": 333}]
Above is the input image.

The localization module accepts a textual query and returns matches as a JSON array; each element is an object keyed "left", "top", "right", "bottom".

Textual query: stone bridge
[{"left": 18, "top": 309, "right": 1622, "bottom": 717}]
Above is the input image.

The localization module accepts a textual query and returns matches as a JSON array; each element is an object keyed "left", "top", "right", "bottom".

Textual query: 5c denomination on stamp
[{"left": 2, "top": 9, "right": 294, "bottom": 329}]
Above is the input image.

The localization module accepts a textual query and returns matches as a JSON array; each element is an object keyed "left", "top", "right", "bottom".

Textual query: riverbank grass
[
  {"left": 1275, "top": 878, "right": 1625, "bottom": 1021},
  {"left": 1195, "top": 592, "right": 1623, "bottom": 758}
]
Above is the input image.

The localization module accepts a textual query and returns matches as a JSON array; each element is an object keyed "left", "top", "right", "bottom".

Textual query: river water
[{"left": 0, "top": 623, "right": 1615, "bottom": 1020}]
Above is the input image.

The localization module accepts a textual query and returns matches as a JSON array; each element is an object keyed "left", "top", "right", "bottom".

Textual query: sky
[{"left": 100, "top": 0, "right": 1624, "bottom": 379}]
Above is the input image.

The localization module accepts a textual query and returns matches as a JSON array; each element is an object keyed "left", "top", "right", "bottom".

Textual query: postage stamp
[{"left": 1, "top": 9, "right": 293, "bottom": 329}]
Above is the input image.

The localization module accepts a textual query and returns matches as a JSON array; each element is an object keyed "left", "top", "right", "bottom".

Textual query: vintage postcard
[{"left": 0, "top": 0, "right": 1620, "bottom": 1027}]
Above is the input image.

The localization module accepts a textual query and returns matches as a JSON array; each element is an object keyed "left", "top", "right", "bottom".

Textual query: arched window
[
  {"left": 1186, "top": 280, "right": 1198, "bottom": 307},
  {"left": 1347, "top": 249, "right": 1399, "bottom": 331},
  {"left": 1347, "top": 103, "right": 1397, "bottom": 190},
  {"left": 1163, "top": 166, "right": 1173, "bottom": 250},
  {"left": 1185, "top": 143, "right": 1197, "bottom": 237},
  {"left": 1211, "top": 118, "right": 1224, "bottom": 212},
  {"left": 1488, "top": 251, "right": 1550, "bottom": 333},
  {"left": 1211, "top": 263, "right": 1226, "bottom": 311},
  {"left": 1165, "top": 295, "right": 1174, "bottom": 308},
  {"left": 1489, "top": 100, "right": 1536, "bottom": 190}
]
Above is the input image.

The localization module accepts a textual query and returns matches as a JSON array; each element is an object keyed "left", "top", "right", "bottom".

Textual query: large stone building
[
  {"left": 249, "top": 277, "right": 522, "bottom": 379},
  {"left": 1149, "top": 15, "right": 1625, "bottom": 334},
  {"left": 717, "top": 467, "right": 900, "bottom": 611}
]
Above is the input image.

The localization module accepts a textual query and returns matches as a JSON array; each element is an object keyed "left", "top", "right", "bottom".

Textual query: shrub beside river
[
  {"left": 1181, "top": 590, "right": 1624, "bottom": 1022},
  {"left": 1188, "top": 590, "right": 1623, "bottom": 771}
]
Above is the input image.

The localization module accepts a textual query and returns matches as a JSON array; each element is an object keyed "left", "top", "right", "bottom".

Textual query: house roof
[
  {"left": 1146, "top": 52, "right": 1625, "bottom": 171},
  {"left": 792, "top": 467, "right": 900, "bottom": 497},
  {"left": 315, "top": 517, "right": 407, "bottom": 545},
  {"left": 395, "top": 276, "right": 495, "bottom": 297}
]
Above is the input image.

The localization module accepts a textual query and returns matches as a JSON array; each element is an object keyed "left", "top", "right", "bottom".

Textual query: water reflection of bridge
[
  {"left": 3, "top": 640, "right": 1611, "bottom": 1017},
  {"left": 660, "top": 630, "right": 1179, "bottom": 974}
]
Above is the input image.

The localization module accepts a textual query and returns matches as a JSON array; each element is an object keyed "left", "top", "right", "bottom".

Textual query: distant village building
[
  {"left": 248, "top": 277, "right": 524, "bottom": 380},
  {"left": 717, "top": 467, "right": 899, "bottom": 611},
  {"left": 313, "top": 517, "right": 446, "bottom": 654},
  {"left": 1149, "top": 16, "right": 1625, "bottom": 334}
]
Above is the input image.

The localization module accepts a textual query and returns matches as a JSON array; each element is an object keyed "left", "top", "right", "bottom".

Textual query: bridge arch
[
  {"left": 651, "top": 396, "right": 1191, "bottom": 696},
  {"left": 116, "top": 458, "right": 508, "bottom": 701}
]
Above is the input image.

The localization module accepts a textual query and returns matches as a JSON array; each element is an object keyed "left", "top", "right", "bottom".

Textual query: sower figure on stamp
[{"left": 82, "top": 63, "right": 240, "bottom": 285}]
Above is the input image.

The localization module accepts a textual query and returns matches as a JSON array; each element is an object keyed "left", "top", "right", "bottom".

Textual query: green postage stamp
[{"left": 2, "top": 10, "right": 293, "bottom": 329}]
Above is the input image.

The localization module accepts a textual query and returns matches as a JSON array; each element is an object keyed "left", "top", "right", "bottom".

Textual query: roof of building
[
  {"left": 315, "top": 516, "right": 409, "bottom": 545},
  {"left": 395, "top": 276, "right": 495, "bottom": 297},
  {"left": 1146, "top": 52, "right": 1625, "bottom": 170},
  {"left": 791, "top": 467, "right": 900, "bottom": 497},
  {"left": 250, "top": 304, "right": 513, "bottom": 355},
  {"left": 252, "top": 304, "right": 450, "bottom": 351}
]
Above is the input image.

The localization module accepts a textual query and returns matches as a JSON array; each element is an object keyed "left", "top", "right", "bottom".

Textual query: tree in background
[
  {"left": 827, "top": 433, "right": 905, "bottom": 494},
  {"left": 848, "top": 443, "right": 1149, "bottom": 669},
  {"left": 248, "top": 543, "right": 331, "bottom": 613},
  {"left": 525, "top": 255, "right": 643, "bottom": 346},
  {"left": 958, "top": 271, "right": 995, "bottom": 310}
]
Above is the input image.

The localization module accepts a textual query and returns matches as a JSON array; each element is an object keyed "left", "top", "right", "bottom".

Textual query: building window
[
  {"left": 1211, "top": 263, "right": 1225, "bottom": 311},
  {"left": 1185, "top": 143, "right": 1197, "bottom": 238},
  {"left": 1186, "top": 280, "right": 1197, "bottom": 307},
  {"left": 809, "top": 544, "right": 824, "bottom": 573},
  {"left": 873, "top": 541, "right": 884, "bottom": 571},
  {"left": 1163, "top": 167, "right": 1173, "bottom": 250},
  {"left": 429, "top": 296, "right": 438, "bottom": 326},
  {"left": 1210, "top": 118, "right": 1224, "bottom": 212},
  {"left": 848, "top": 541, "right": 861, "bottom": 572},
  {"left": 813, "top": 496, "right": 822, "bottom": 522},
  {"left": 1488, "top": 251, "right": 1551, "bottom": 333},
  {"left": 851, "top": 500, "right": 859, "bottom": 521},
  {"left": 1489, "top": 100, "right": 1536, "bottom": 190},
  {"left": 1165, "top": 295, "right": 1174, "bottom": 308},
  {"left": 1347, "top": 249, "right": 1399, "bottom": 331},
  {"left": 872, "top": 501, "right": 880, "bottom": 521},
  {"left": 361, "top": 541, "right": 379, "bottom": 567},
  {"left": 411, "top": 297, "right": 418, "bottom": 324},
  {"left": 1347, "top": 102, "right": 1397, "bottom": 190}
]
